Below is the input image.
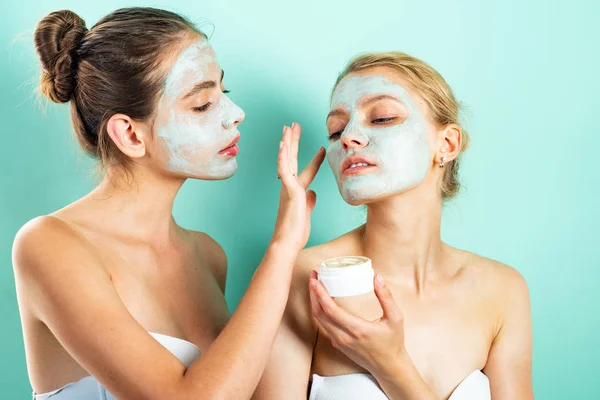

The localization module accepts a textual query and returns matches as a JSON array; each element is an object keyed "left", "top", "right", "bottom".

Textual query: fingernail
[
  {"left": 279, "top": 141, "right": 283, "bottom": 149},
  {"left": 376, "top": 274, "right": 384, "bottom": 288},
  {"left": 292, "top": 122, "right": 297, "bottom": 129},
  {"left": 310, "top": 279, "right": 317, "bottom": 289}
]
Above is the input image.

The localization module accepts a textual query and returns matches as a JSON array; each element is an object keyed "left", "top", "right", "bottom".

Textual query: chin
[
  {"left": 342, "top": 195, "right": 369, "bottom": 206},
  {"left": 188, "top": 169, "right": 237, "bottom": 181},
  {"left": 166, "top": 165, "right": 238, "bottom": 181},
  {"left": 340, "top": 184, "right": 423, "bottom": 206},
  {"left": 340, "top": 187, "right": 374, "bottom": 206}
]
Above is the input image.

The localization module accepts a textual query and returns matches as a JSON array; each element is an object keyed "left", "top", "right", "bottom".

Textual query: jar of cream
[
  {"left": 318, "top": 256, "right": 374, "bottom": 297},
  {"left": 318, "top": 256, "right": 382, "bottom": 320}
]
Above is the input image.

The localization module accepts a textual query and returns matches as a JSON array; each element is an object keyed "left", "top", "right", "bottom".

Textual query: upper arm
[
  {"left": 12, "top": 217, "right": 188, "bottom": 400},
  {"left": 253, "top": 258, "right": 317, "bottom": 400},
  {"left": 483, "top": 266, "right": 533, "bottom": 400},
  {"left": 190, "top": 231, "right": 227, "bottom": 293}
]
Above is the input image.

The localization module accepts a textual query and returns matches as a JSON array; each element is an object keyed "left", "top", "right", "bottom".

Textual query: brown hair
[
  {"left": 34, "top": 8, "right": 204, "bottom": 172},
  {"left": 334, "top": 52, "right": 470, "bottom": 200}
]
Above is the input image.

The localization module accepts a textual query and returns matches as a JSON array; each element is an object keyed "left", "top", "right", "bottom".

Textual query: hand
[
  {"left": 308, "top": 271, "right": 407, "bottom": 375},
  {"left": 271, "top": 123, "right": 325, "bottom": 251}
]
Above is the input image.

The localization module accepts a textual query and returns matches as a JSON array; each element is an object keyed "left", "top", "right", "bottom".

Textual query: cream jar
[
  {"left": 317, "top": 256, "right": 382, "bottom": 320},
  {"left": 318, "top": 256, "right": 374, "bottom": 297}
]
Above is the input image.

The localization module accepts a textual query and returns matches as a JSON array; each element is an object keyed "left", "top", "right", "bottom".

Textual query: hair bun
[{"left": 34, "top": 10, "right": 88, "bottom": 103}]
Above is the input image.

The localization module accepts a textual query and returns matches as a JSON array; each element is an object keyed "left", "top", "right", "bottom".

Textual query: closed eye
[
  {"left": 372, "top": 117, "right": 396, "bottom": 124},
  {"left": 193, "top": 102, "right": 212, "bottom": 113},
  {"left": 328, "top": 131, "right": 342, "bottom": 141}
]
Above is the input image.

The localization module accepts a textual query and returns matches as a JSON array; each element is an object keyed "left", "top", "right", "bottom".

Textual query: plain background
[{"left": 1, "top": 0, "right": 598, "bottom": 398}]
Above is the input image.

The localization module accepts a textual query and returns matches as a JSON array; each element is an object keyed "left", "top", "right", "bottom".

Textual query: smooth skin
[
  {"left": 255, "top": 66, "right": 533, "bottom": 400},
  {"left": 13, "top": 119, "right": 326, "bottom": 400}
]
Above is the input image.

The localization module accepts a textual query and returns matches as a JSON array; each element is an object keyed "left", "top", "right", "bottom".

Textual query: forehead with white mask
[
  {"left": 154, "top": 39, "right": 245, "bottom": 179},
  {"left": 326, "top": 74, "right": 432, "bottom": 203}
]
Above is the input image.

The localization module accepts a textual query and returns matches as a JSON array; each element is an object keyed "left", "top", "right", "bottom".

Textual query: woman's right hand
[{"left": 271, "top": 122, "right": 326, "bottom": 251}]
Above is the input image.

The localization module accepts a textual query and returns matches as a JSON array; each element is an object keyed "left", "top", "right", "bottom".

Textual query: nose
[
  {"left": 222, "top": 101, "right": 246, "bottom": 129},
  {"left": 341, "top": 130, "right": 369, "bottom": 151},
  {"left": 223, "top": 111, "right": 244, "bottom": 129}
]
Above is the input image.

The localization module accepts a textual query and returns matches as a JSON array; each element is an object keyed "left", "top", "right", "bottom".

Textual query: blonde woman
[{"left": 256, "top": 53, "right": 533, "bottom": 400}]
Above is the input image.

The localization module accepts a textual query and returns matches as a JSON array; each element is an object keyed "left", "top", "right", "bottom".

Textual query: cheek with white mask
[
  {"left": 155, "top": 39, "right": 245, "bottom": 179},
  {"left": 327, "top": 75, "right": 431, "bottom": 203}
]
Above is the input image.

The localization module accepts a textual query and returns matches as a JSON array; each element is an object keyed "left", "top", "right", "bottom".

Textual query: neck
[
  {"left": 361, "top": 185, "right": 445, "bottom": 293},
  {"left": 86, "top": 165, "right": 186, "bottom": 243}
]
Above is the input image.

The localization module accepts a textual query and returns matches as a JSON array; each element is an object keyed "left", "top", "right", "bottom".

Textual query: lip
[
  {"left": 340, "top": 155, "right": 377, "bottom": 178},
  {"left": 219, "top": 135, "right": 240, "bottom": 156}
]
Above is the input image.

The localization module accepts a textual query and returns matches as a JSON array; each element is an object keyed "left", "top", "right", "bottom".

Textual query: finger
[
  {"left": 309, "top": 278, "right": 327, "bottom": 325},
  {"left": 299, "top": 147, "right": 326, "bottom": 188},
  {"left": 277, "top": 138, "right": 295, "bottom": 188},
  {"left": 312, "top": 278, "right": 364, "bottom": 331},
  {"left": 282, "top": 125, "right": 292, "bottom": 153},
  {"left": 285, "top": 125, "right": 297, "bottom": 181},
  {"left": 306, "top": 189, "right": 317, "bottom": 214},
  {"left": 309, "top": 279, "right": 352, "bottom": 338},
  {"left": 290, "top": 122, "right": 301, "bottom": 176},
  {"left": 373, "top": 274, "right": 403, "bottom": 325}
]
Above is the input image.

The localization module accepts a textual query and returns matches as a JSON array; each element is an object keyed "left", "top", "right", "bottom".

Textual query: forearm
[
  {"left": 252, "top": 328, "right": 313, "bottom": 400},
  {"left": 372, "top": 352, "right": 437, "bottom": 400},
  {"left": 181, "top": 241, "right": 297, "bottom": 399}
]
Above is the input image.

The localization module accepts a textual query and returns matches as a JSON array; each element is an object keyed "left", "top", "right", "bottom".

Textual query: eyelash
[
  {"left": 193, "top": 102, "right": 212, "bottom": 112},
  {"left": 328, "top": 132, "right": 342, "bottom": 141},
  {"left": 328, "top": 116, "right": 397, "bottom": 140},
  {"left": 372, "top": 117, "right": 396, "bottom": 124},
  {"left": 192, "top": 88, "right": 231, "bottom": 112}
]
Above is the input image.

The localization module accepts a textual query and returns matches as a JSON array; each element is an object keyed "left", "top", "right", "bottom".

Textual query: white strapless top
[
  {"left": 33, "top": 332, "right": 201, "bottom": 400},
  {"left": 309, "top": 370, "right": 490, "bottom": 400}
]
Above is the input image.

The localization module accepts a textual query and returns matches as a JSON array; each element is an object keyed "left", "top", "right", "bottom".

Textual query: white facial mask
[
  {"left": 155, "top": 39, "right": 245, "bottom": 179},
  {"left": 327, "top": 75, "right": 431, "bottom": 203}
]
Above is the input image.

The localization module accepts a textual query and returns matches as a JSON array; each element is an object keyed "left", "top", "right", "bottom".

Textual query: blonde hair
[{"left": 333, "top": 52, "right": 470, "bottom": 200}]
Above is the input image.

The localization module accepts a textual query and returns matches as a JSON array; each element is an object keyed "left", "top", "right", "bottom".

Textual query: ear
[
  {"left": 106, "top": 114, "right": 147, "bottom": 159},
  {"left": 436, "top": 124, "right": 462, "bottom": 165}
]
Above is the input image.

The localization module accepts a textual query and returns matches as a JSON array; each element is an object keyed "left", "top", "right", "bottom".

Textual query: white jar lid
[{"left": 318, "top": 256, "right": 374, "bottom": 297}]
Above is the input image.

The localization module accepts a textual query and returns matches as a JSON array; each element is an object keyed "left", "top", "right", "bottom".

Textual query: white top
[
  {"left": 33, "top": 332, "right": 201, "bottom": 400},
  {"left": 309, "top": 370, "right": 490, "bottom": 400}
]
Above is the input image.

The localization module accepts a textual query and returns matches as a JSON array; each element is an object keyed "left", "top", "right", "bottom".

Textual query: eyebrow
[
  {"left": 362, "top": 94, "right": 403, "bottom": 106},
  {"left": 326, "top": 109, "right": 347, "bottom": 122},
  {"left": 326, "top": 94, "right": 404, "bottom": 122},
  {"left": 182, "top": 70, "right": 225, "bottom": 100}
]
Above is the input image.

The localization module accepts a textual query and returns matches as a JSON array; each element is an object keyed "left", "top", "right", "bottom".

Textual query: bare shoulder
[
  {"left": 186, "top": 230, "right": 227, "bottom": 292},
  {"left": 286, "top": 226, "right": 365, "bottom": 336},
  {"left": 293, "top": 225, "right": 365, "bottom": 290},
  {"left": 456, "top": 249, "right": 531, "bottom": 322},
  {"left": 12, "top": 215, "right": 108, "bottom": 317},
  {"left": 463, "top": 250, "right": 529, "bottom": 295},
  {"left": 13, "top": 215, "right": 99, "bottom": 276}
]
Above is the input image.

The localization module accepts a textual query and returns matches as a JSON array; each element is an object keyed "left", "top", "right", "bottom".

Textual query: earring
[{"left": 439, "top": 156, "right": 447, "bottom": 168}]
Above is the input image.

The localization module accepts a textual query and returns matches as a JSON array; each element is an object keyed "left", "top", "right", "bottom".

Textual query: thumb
[
  {"left": 374, "top": 274, "right": 403, "bottom": 325},
  {"left": 299, "top": 147, "right": 326, "bottom": 188},
  {"left": 306, "top": 190, "right": 317, "bottom": 214}
]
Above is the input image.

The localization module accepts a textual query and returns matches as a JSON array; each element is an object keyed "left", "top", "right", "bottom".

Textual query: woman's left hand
[{"left": 308, "top": 271, "right": 407, "bottom": 376}]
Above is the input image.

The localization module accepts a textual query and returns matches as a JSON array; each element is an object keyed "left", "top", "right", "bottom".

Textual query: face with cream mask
[
  {"left": 153, "top": 38, "right": 245, "bottom": 179},
  {"left": 326, "top": 68, "right": 435, "bottom": 204}
]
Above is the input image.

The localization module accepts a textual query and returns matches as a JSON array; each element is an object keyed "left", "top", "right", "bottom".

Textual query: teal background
[{"left": 1, "top": 0, "right": 598, "bottom": 398}]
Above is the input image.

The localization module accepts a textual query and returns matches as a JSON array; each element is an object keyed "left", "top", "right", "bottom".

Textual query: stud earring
[{"left": 439, "top": 156, "right": 447, "bottom": 168}]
